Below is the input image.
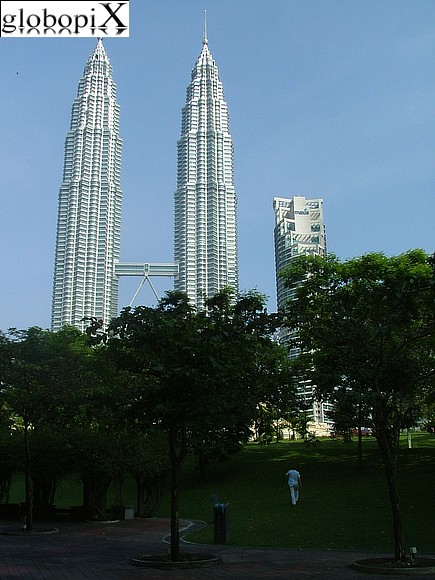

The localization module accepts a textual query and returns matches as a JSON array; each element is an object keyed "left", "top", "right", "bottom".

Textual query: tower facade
[
  {"left": 51, "top": 40, "right": 122, "bottom": 331},
  {"left": 174, "top": 26, "right": 238, "bottom": 308},
  {"left": 273, "top": 195, "right": 331, "bottom": 432},
  {"left": 273, "top": 196, "right": 326, "bottom": 311}
]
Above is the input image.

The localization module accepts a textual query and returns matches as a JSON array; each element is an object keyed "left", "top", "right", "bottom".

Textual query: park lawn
[
  {"left": 7, "top": 433, "right": 434, "bottom": 553},
  {"left": 155, "top": 433, "right": 435, "bottom": 553}
]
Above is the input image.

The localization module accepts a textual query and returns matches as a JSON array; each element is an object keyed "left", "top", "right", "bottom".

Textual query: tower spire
[
  {"left": 51, "top": 43, "right": 123, "bottom": 331},
  {"left": 203, "top": 10, "right": 208, "bottom": 44},
  {"left": 174, "top": 18, "right": 238, "bottom": 309}
]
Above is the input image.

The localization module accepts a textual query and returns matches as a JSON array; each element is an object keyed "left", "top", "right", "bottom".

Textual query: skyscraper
[
  {"left": 51, "top": 39, "right": 122, "bottom": 331},
  {"left": 273, "top": 196, "right": 326, "bottom": 311},
  {"left": 273, "top": 195, "right": 331, "bottom": 432},
  {"left": 174, "top": 19, "right": 238, "bottom": 308}
]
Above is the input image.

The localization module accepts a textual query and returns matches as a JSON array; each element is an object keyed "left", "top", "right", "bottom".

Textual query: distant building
[
  {"left": 174, "top": 20, "right": 238, "bottom": 308},
  {"left": 51, "top": 40, "right": 122, "bottom": 331},
  {"left": 273, "top": 196, "right": 326, "bottom": 311},
  {"left": 273, "top": 195, "right": 332, "bottom": 432}
]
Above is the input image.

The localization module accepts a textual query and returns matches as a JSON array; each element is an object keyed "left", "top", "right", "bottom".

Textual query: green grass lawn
[
  {"left": 156, "top": 433, "right": 434, "bottom": 553},
  {"left": 7, "top": 433, "right": 435, "bottom": 553}
]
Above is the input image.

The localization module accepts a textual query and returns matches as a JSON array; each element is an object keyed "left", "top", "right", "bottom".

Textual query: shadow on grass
[
  {"left": 170, "top": 434, "right": 435, "bottom": 552},
  {"left": 6, "top": 434, "right": 434, "bottom": 553}
]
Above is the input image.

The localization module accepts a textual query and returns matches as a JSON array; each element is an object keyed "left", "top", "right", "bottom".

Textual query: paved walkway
[{"left": 0, "top": 518, "right": 433, "bottom": 579}]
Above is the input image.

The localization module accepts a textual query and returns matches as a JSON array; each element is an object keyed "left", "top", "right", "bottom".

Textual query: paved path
[{"left": 0, "top": 518, "right": 433, "bottom": 579}]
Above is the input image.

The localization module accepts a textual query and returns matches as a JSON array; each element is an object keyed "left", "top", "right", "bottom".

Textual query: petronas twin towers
[
  {"left": 52, "top": 40, "right": 122, "bottom": 331},
  {"left": 174, "top": 29, "right": 238, "bottom": 309},
  {"left": 52, "top": 25, "right": 238, "bottom": 331}
]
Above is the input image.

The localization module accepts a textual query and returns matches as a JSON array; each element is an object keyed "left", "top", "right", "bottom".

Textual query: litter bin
[{"left": 213, "top": 502, "right": 229, "bottom": 544}]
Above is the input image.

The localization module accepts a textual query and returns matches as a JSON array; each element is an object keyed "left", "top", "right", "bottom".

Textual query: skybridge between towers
[{"left": 115, "top": 262, "right": 179, "bottom": 306}]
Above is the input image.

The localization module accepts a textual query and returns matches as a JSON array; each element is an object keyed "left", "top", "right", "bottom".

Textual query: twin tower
[{"left": 51, "top": 31, "right": 238, "bottom": 331}]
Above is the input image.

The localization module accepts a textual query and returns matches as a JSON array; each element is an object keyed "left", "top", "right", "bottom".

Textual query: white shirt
[{"left": 286, "top": 469, "right": 300, "bottom": 486}]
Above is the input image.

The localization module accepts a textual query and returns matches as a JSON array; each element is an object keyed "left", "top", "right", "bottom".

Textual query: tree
[
  {"left": 422, "top": 390, "right": 435, "bottom": 432},
  {"left": 0, "top": 326, "right": 93, "bottom": 530},
  {"left": 126, "top": 428, "right": 169, "bottom": 518},
  {"left": 326, "top": 387, "right": 373, "bottom": 468},
  {"left": 0, "top": 397, "right": 18, "bottom": 504},
  {"left": 280, "top": 250, "right": 435, "bottom": 563},
  {"left": 106, "top": 289, "right": 292, "bottom": 561},
  {"left": 327, "top": 389, "right": 361, "bottom": 443}
]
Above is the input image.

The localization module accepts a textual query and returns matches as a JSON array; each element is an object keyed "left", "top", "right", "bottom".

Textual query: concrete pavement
[{"left": 0, "top": 518, "right": 433, "bottom": 579}]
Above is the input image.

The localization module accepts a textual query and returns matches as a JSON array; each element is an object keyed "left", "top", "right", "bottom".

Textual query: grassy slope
[
  {"left": 7, "top": 434, "right": 434, "bottom": 552},
  {"left": 156, "top": 434, "right": 434, "bottom": 552}
]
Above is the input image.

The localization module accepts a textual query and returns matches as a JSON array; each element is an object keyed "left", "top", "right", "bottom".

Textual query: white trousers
[{"left": 289, "top": 485, "right": 299, "bottom": 505}]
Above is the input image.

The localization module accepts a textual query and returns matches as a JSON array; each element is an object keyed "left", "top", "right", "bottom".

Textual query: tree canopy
[
  {"left": 280, "top": 249, "right": 435, "bottom": 562},
  {"left": 106, "top": 289, "right": 294, "bottom": 560},
  {"left": 0, "top": 326, "right": 94, "bottom": 528},
  {"left": 0, "top": 289, "right": 295, "bottom": 553}
]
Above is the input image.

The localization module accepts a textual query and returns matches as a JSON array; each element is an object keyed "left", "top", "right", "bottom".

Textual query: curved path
[{"left": 0, "top": 518, "right": 433, "bottom": 579}]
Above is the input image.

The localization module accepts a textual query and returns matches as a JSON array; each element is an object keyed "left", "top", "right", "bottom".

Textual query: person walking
[{"left": 286, "top": 467, "right": 302, "bottom": 505}]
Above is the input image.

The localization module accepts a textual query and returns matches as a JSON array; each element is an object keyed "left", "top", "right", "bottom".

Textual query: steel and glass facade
[
  {"left": 273, "top": 196, "right": 326, "bottom": 311},
  {"left": 51, "top": 40, "right": 122, "bottom": 331},
  {"left": 174, "top": 32, "right": 238, "bottom": 308},
  {"left": 273, "top": 195, "right": 331, "bottom": 431}
]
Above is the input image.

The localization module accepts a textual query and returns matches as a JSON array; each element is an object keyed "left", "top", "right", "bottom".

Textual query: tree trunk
[
  {"left": 112, "top": 473, "right": 124, "bottom": 509},
  {"left": 170, "top": 459, "right": 180, "bottom": 561},
  {"left": 168, "top": 426, "right": 187, "bottom": 562},
  {"left": 357, "top": 424, "right": 363, "bottom": 468},
  {"left": 82, "top": 474, "right": 111, "bottom": 520},
  {"left": 357, "top": 402, "right": 363, "bottom": 468},
  {"left": 135, "top": 472, "right": 164, "bottom": 518},
  {"left": 0, "top": 469, "right": 12, "bottom": 504},
  {"left": 135, "top": 474, "right": 146, "bottom": 517},
  {"left": 198, "top": 452, "right": 206, "bottom": 482},
  {"left": 376, "top": 428, "right": 405, "bottom": 562},
  {"left": 33, "top": 475, "right": 57, "bottom": 519},
  {"left": 24, "top": 423, "right": 33, "bottom": 532}
]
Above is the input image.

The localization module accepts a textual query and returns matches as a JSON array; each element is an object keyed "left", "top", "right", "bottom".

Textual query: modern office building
[
  {"left": 273, "top": 195, "right": 326, "bottom": 311},
  {"left": 51, "top": 39, "right": 123, "bottom": 331},
  {"left": 273, "top": 195, "right": 331, "bottom": 432},
  {"left": 174, "top": 22, "right": 238, "bottom": 309}
]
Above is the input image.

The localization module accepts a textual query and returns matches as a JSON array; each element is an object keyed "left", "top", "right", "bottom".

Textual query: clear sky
[{"left": 1, "top": 0, "right": 434, "bottom": 331}]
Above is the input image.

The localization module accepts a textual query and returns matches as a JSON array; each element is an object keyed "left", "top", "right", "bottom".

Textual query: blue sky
[{"left": 1, "top": 0, "right": 434, "bottom": 331}]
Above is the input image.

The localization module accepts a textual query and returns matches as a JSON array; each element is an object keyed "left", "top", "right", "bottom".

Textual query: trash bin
[{"left": 213, "top": 502, "right": 229, "bottom": 544}]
